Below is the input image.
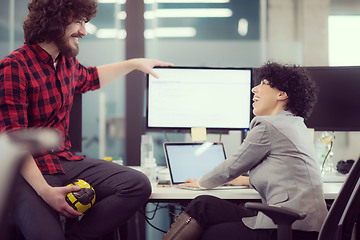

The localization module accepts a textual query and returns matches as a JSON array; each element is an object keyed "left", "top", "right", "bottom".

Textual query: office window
[
  {"left": 328, "top": 15, "right": 360, "bottom": 66},
  {"left": 0, "top": 0, "right": 29, "bottom": 57},
  {"left": 78, "top": 1, "right": 127, "bottom": 160},
  {"left": 91, "top": 0, "right": 260, "bottom": 41},
  {"left": 85, "top": 1, "right": 126, "bottom": 40},
  {"left": 144, "top": 0, "right": 263, "bottom": 68},
  {"left": 144, "top": 0, "right": 260, "bottom": 40}
]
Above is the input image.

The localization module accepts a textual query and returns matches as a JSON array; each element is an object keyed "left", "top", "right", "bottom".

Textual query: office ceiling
[
  {"left": 0, "top": 0, "right": 359, "bottom": 43},
  {"left": 0, "top": 0, "right": 260, "bottom": 42}
]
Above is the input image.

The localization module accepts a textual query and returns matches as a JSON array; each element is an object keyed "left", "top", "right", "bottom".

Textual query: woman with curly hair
[
  {"left": 162, "top": 62, "right": 327, "bottom": 240},
  {"left": 0, "top": 0, "right": 172, "bottom": 239}
]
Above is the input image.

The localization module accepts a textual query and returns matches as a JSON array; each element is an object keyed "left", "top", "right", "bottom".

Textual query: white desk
[
  {"left": 129, "top": 166, "right": 343, "bottom": 202},
  {"left": 149, "top": 182, "right": 343, "bottom": 202}
]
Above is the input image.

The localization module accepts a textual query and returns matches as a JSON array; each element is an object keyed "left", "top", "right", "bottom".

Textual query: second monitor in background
[{"left": 304, "top": 66, "right": 360, "bottom": 131}]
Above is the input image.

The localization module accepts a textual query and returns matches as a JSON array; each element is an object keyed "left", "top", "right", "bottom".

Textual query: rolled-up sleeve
[{"left": 74, "top": 59, "right": 100, "bottom": 93}]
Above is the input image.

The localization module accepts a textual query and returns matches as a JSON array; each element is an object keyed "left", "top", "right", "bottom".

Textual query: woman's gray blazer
[{"left": 201, "top": 110, "right": 328, "bottom": 232}]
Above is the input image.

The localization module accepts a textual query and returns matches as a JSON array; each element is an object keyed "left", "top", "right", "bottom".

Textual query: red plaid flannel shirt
[{"left": 0, "top": 43, "right": 100, "bottom": 174}]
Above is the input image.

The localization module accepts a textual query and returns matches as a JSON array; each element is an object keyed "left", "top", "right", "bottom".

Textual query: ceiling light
[
  {"left": 99, "top": 0, "right": 230, "bottom": 3},
  {"left": 98, "top": 0, "right": 126, "bottom": 3},
  {"left": 116, "top": 11, "right": 127, "bottom": 20},
  {"left": 96, "top": 29, "right": 127, "bottom": 39},
  {"left": 144, "top": 27, "right": 196, "bottom": 38},
  {"left": 144, "top": 0, "right": 230, "bottom": 3},
  {"left": 144, "top": 8, "right": 232, "bottom": 19},
  {"left": 85, "top": 22, "right": 97, "bottom": 35},
  {"left": 238, "top": 18, "right": 248, "bottom": 36}
]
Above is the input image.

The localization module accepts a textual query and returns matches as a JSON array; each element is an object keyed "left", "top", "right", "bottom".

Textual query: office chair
[{"left": 245, "top": 156, "right": 360, "bottom": 240}]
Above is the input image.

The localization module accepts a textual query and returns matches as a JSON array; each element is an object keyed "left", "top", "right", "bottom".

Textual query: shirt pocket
[{"left": 267, "top": 192, "right": 289, "bottom": 205}]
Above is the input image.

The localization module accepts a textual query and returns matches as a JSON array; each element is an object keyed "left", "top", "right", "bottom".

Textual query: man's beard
[{"left": 55, "top": 33, "right": 80, "bottom": 58}]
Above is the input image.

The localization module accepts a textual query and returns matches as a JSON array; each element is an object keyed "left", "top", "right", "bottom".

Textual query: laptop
[{"left": 163, "top": 142, "right": 247, "bottom": 190}]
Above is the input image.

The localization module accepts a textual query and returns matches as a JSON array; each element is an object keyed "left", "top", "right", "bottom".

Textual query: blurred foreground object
[{"left": 0, "top": 128, "right": 60, "bottom": 236}]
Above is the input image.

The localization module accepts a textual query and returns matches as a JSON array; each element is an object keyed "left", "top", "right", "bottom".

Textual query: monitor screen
[
  {"left": 146, "top": 66, "right": 252, "bottom": 132},
  {"left": 304, "top": 66, "right": 360, "bottom": 131}
]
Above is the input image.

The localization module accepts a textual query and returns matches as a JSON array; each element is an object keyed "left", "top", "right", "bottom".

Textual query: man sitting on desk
[
  {"left": 162, "top": 62, "right": 328, "bottom": 240},
  {"left": 0, "top": 0, "right": 172, "bottom": 239}
]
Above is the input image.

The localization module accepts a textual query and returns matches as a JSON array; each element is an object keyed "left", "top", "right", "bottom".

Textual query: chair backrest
[{"left": 318, "top": 156, "right": 360, "bottom": 240}]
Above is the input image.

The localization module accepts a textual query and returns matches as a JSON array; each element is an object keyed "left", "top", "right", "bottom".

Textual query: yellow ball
[{"left": 65, "top": 179, "right": 96, "bottom": 213}]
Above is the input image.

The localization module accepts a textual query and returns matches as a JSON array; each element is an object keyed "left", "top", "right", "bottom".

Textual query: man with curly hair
[
  {"left": 162, "top": 62, "right": 328, "bottom": 240},
  {"left": 0, "top": 0, "right": 172, "bottom": 239}
]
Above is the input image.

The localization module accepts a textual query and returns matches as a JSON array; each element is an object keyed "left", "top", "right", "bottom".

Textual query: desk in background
[
  {"left": 126, "top": 166, "right": 344, "bottom": 202},
  {"left": 150, "top": 182, "right": 342, "bottom": 202},
  {"left": 149, "top": 166, "right": 344, "bottom": 202}
]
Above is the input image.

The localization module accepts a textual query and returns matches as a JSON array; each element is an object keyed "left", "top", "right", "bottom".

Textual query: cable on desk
[{"left": 321, "top": 138, "right": 334, "bottom": 173}]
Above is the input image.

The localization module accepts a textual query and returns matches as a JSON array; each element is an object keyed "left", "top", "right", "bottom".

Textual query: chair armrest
[{"left": 244, "top": 202, "right": 306, "bottom": 226}]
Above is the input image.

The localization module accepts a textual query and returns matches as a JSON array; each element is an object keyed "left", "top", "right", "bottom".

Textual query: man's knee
[{"left": 133, "top": 170, "right": 152, "bottom": 199}]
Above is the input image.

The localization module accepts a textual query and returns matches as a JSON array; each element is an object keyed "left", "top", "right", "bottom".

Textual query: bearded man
[{"left": 0, "top": 0, "right": 172, "bottom": 239}]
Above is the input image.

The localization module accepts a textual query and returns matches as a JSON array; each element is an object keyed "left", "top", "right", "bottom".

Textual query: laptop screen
[{"left": 164, "top": 142, "right": 226, "bottom": 184}]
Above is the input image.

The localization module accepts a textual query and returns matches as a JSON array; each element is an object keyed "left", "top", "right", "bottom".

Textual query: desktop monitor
[
  {"left": 304, "top": 66, "right": 360, "bottom": 131},
  {"left": 146, "top": 66, "right": 252, "bottom": 132}
]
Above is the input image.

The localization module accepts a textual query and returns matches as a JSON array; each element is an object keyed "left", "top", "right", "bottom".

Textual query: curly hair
[
  {"left": 258, "top": 61, "right": 318, "bottom": 119},
  {"left": 23, "top": 0, "right": 97, "bottom": 44}
]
